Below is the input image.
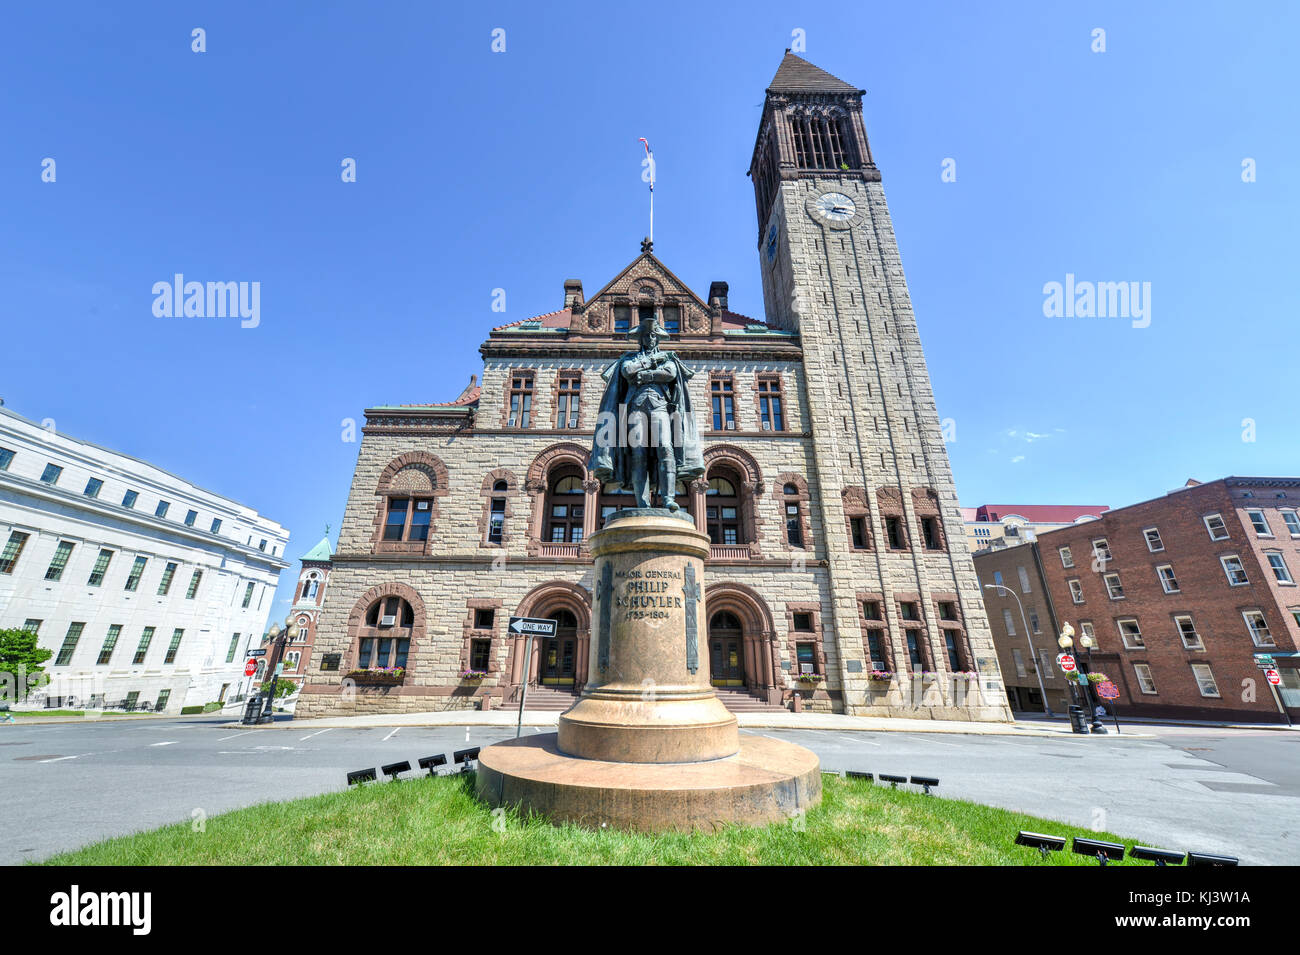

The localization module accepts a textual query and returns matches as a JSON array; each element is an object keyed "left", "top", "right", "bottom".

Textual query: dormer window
[
  {"left": 613, "top": 305, "right": 631, "bottom": 334},
  {"left": 661, "top": 305, "right": 680, "bottom": 334}
]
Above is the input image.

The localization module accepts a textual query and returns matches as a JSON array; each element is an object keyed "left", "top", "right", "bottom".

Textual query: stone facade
[{"left": 298, "top": 53, "right": 1010, "bottom": 721}]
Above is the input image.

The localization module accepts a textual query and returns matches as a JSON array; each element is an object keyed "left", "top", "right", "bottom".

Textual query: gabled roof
[
  {"left": 300, "top": 535, "right": 333, "bottom": 562},
  {"left": 585, "top": 251, "right": 709, "bottom": 311},
  {"left": 767, "top": 52, "right": 863, "bottom": 95}
]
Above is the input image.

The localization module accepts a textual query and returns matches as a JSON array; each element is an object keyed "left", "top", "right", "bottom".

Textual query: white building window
[
  {"left": 1191, "top": 663, "right": 1220, "bottom": 698},
  {"left": 1246, "top": 509, "right": 1272, "bottom": 537},
  {"left": 1068, "top": 579, "right": 1084, "bottom": 604},
  {"left": 1012, "top": 648, "right": 1026, "bottom": 678},
  {"left": 1266, "top": 552, "right": 1294, "bottom": 584},
  {"left": 1220, "top": 555, "right": 1249, "bottom": 586},
  {"left": 1203, "top": 513, "right": 1229, "bottom": 541},
  {"left": 1133, "top": 663, "right": 1157, "bottom": 694},
  {"left": 1092, "top": 538, "right": 1112, "bottom": 565},
  {"left": 1002, "top": 608, "right": 1017, "bottom": 637},
  {"left": 1281, "top": 510, "right": 1300, "bottom": 537},
  {"left": 1243, "top": 611, "right": 1274, "bottom": 647},
  {"left": 1017, "top": 565, "right": 1031, "bottom": 594},
  {"left": 1059, "top": 546, "right": 1073, "bottom": 568},
  {"left": 1175, "top": 615, "right": 1203, "bottom": 650},
  {"left": 1143, "top": 527, "right": 1164, "bottom": 552},
  {"left": 1038, "top": 649, "right": 1055, "bottom": 681},
  {"left": 1156, "top": 564, "right": 1180, "bottom": 594},
  {"left": 1079, "top": 621, "right": 1096, "bottom": 645},
  {"left": 1104, "top": 573, "right": 1125, "bottom": 599},
  {"left": 1117, "top": 619, "right": 1144, "bottom": 649}
]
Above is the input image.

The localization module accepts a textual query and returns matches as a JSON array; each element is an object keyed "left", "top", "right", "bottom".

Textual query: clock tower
[{"left": 750, "top": 52, "right": 1009, "bottom": 718}]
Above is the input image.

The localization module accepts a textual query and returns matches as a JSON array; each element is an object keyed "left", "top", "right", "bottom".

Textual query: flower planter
[{"left": 346, "top": 669, "right": 405, "bottom": 686}]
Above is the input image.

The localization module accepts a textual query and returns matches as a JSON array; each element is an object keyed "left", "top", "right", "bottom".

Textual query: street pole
[
  {"left": 985, "top": 584, "right": 1055, "bottom": 718},
  {"left": 515, "top": 636, "right": 535, "bottom": 738}
]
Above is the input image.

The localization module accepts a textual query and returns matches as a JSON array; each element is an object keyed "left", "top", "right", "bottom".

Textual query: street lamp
[
  {"left": 984, "top": 583, "right": 1055, "bottom": 718},
  {"left": 260, "top": 618, "right": 300, "bottom": 722},
  {"left": 1074, "top": 627, "right": 1107, "bottom": 734}
]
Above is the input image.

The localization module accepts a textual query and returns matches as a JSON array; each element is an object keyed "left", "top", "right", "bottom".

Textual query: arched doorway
[
  {"left": 539, "top": 608, "right": 579, "bottom": 686},
  {"left": 709, "top": 611, "right": 745, "bottom": 686}
]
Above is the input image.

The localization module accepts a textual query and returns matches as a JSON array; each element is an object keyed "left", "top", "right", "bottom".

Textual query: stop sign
[
  {"left": 1058, "top": 653, "right": 1077, "bottom": 673},
  {"left": 1266, "top": 669, "right": 1281, "bottom": 686},
  {"left": 245, "top": 659, "right": 258, "bottom": 677}
]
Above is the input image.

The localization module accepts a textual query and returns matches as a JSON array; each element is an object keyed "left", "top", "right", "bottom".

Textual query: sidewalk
[{"left": 230, "top": 709, "right": 1154, "bottom": 738}]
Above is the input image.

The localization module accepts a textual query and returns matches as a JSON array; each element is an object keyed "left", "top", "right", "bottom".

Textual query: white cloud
[{"left": 1011, "top": 455, "right": 1026, "bottom": 464}]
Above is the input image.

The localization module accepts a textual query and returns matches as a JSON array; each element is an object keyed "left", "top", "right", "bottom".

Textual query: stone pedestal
[
  {"left": 557, "top": 510, "right": 738, "bottom": 763},
  {"left": 476, "top": 509, "right": 821, "bottom": 831}
]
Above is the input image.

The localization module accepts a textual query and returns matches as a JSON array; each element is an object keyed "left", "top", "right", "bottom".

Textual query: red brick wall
[{"left": 1034, "top": 480, "right": 1299, "bottom": 722}]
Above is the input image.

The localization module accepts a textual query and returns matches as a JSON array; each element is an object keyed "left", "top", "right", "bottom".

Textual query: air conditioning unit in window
[{"left": 380, "top": 615, "right": 396, "bottom": 627}]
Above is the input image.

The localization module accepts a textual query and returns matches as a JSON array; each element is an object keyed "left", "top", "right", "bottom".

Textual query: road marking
[
  {"left": 217, "top": 732, "right": 254, "bottom": 741},
  {"left": 838, "top": 734, "right": 882, "bottom": 747},
  {"left": 150, "top": 741, "right": 178, "bottom": 747},
  {"left": 39, "top": 754, "right": 81, "bottom": 763},
  {"left": 299, "top": 729, "right": 333, "bottom": 741},
  {"left": 904, "top": 735, "right": 960, "bottom": 748},
  {"left": 382, "top": 728, "right": 400, "bottom": 741}
]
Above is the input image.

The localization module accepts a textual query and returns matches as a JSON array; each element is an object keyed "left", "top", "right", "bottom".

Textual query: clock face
[
  {"left": 765, "top": 222, "right": 779, "bottom": 262},
  {"left": 815, "top": 192, "right": 856, "bottom": 221}
]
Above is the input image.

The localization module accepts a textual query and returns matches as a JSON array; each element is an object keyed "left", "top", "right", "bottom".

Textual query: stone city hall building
[{"left": 298, "top": 54, "right": 1010, "bottom": 721}]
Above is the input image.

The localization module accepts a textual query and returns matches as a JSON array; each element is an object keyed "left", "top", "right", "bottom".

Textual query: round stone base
[{"left": 476, "top": 733, "right": 822, "bottom": 832}]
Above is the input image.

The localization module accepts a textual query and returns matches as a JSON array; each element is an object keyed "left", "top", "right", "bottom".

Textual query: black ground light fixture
[
  {"left": 1072, "top": 837, "right": 1126, "bottom": 866},
  {"left": 454, "top": 746, "right": 481, "bottom": 771},
  {"left": 1014, "top": 830, "right": 1066, "bottom": 859},
  {"left": 418, "top": 754, "right": 448, "bottom": 775},
  {"left": 845, "top": 771, "right": 873, "bottom": 781},
  {"left": 911, "top": 775, "right": 939, "bottom": 794},
  {"left": 381, "top": 760, "right": 411, "bottom": 781},
  {"left": 879, "top": 773, "right": 907, "bottom": 788},
  {"left": 1187, "top": 851, "right": 1239, "bottom": 867},
  {"left": 347, "top": 768, "right": 377, "bottom": 786},
  {"left": 1129, "top": 845, "right": 1186, "bottom": 866}
]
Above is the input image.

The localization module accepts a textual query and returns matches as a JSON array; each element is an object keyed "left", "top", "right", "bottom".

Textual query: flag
[{"left": 639, "top": 138, "right": 655, "bottom": 191}]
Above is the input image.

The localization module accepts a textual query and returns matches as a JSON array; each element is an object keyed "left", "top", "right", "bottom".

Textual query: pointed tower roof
[
  {"left": 300, "top": 535, "right": 333, "bottom": 563},
  {"left": 767, "top": 52, "right": 863, "bottom": 95}
]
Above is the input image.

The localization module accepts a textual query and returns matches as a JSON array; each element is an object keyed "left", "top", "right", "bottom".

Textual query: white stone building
[{"left": 0, "top": 405, "right": 290, "bottom": 713}]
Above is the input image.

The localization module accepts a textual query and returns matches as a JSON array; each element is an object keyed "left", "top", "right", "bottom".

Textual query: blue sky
[{"left": 2, "top": 1, "right": 1297, "bottom": 620}]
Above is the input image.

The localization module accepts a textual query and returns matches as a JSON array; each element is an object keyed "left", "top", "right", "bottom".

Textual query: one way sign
[{"left": 509, "top": 616, "right": 557, "bottom": 637}]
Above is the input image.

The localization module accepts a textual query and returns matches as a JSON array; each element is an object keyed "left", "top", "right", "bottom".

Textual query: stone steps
[{"left": 713, "top": 688, "right": 788, "bottom": 713}]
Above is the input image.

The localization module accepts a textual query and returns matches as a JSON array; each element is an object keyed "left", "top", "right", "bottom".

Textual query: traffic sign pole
[{"left": 509, "top": 617, "right": 558, "bottom": 738}]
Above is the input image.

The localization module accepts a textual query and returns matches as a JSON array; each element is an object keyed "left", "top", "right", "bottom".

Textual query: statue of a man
[{"left": 591, "top": 313, "right": 704, "bottom": 510}]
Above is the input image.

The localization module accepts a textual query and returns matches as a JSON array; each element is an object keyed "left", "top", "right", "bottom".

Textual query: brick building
[
  {"left": 296, "top": 53, "right": 1010, "bottom": 721},
  {"left": 263, "top": 534, "right": 332, "bottom": 690},
  {"left": 974, "top": 541, "right": 1072, "bottom": 714},
  {"left": 978, "top": 477, "right": 1300, "bottom": 723}
]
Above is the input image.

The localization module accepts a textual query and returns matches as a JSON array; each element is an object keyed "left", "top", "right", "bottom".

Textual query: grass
[{"left": 39, "top": 772, "right": 1145, "bottom": 866}]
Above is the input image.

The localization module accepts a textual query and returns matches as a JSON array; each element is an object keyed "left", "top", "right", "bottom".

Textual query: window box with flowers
[
  {"left": 346, "top": 667, "right": 405, "bottom": 686},
  {"left": 460, "top": 669, "right": 488, "bottom": 683},
  {"left": 867, "top": 670, "right": 894, "bottom": 683},
  {"left": 794, "top": 672, "right": 824, "bottom": 688}
]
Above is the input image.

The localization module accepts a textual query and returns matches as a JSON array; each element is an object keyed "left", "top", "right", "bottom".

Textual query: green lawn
[{"left": 39, "top": 772, "right": 1145, "bottom": 866}]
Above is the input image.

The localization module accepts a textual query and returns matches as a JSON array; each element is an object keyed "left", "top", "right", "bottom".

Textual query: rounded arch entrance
[
  {"left": 704, "top": 582, "right": 779, "bottom": 696},
  {"left": 508, "top": 580, "right": 592, "bottom": 695}
]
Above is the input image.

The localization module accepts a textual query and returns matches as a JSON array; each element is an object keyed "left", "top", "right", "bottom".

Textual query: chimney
[
  {"left": 563, "top": 279, "right": 584, "bottom": 310},
  {"left": 708, "top": 281, "right": 729, "bottom": 312}
]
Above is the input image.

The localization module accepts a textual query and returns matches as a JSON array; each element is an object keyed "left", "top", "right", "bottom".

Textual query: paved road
[{"left": 1, "top": 716, "right": 1294, "bottom": 865}]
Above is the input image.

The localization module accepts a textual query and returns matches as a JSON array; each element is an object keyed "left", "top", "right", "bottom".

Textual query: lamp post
[
  {"left": 984, "top": 583, "right": 1054, "bottom": 718},
  {"left": 260, "top": 618, "right": 300, "bottom": 723},
  {"left": 1075, "top": 628, "right": 1107, "bottom": 734}
]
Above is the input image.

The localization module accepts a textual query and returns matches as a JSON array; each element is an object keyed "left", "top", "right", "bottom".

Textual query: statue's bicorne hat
[{"left": 628, "top": 312, "right": 669, "bottom": 340}]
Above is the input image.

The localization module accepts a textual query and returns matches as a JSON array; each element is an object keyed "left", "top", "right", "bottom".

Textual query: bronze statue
[{"left": 591, "top": 313, "right": 704, "bottom": 510}]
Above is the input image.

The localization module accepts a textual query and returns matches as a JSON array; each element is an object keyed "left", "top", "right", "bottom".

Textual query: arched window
[
  {"left": 301, "top": 572, "right": 320, "bottom": 601},
  {"left": 706, "top": 472, "right": 743, "bottom": 545},
  {"left": 544, "top": 468, "right": 586, "bottom": 543},
  {"left": 782, "top": 483, "right": 804, "bottom": 548},
  {"left": 488, "top": 479, "right": 507, "bottom": 543},
  {"left": 358, "top": 596, "right": 414, "bottom": 670}
]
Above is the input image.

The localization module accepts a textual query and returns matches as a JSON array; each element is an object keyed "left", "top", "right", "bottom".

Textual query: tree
[
  {"left": 259, "top": 677, "right": 297, "bottom": 698},
  {"left": 0, "top": 628, "right": 53, "bottom": 703}
]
